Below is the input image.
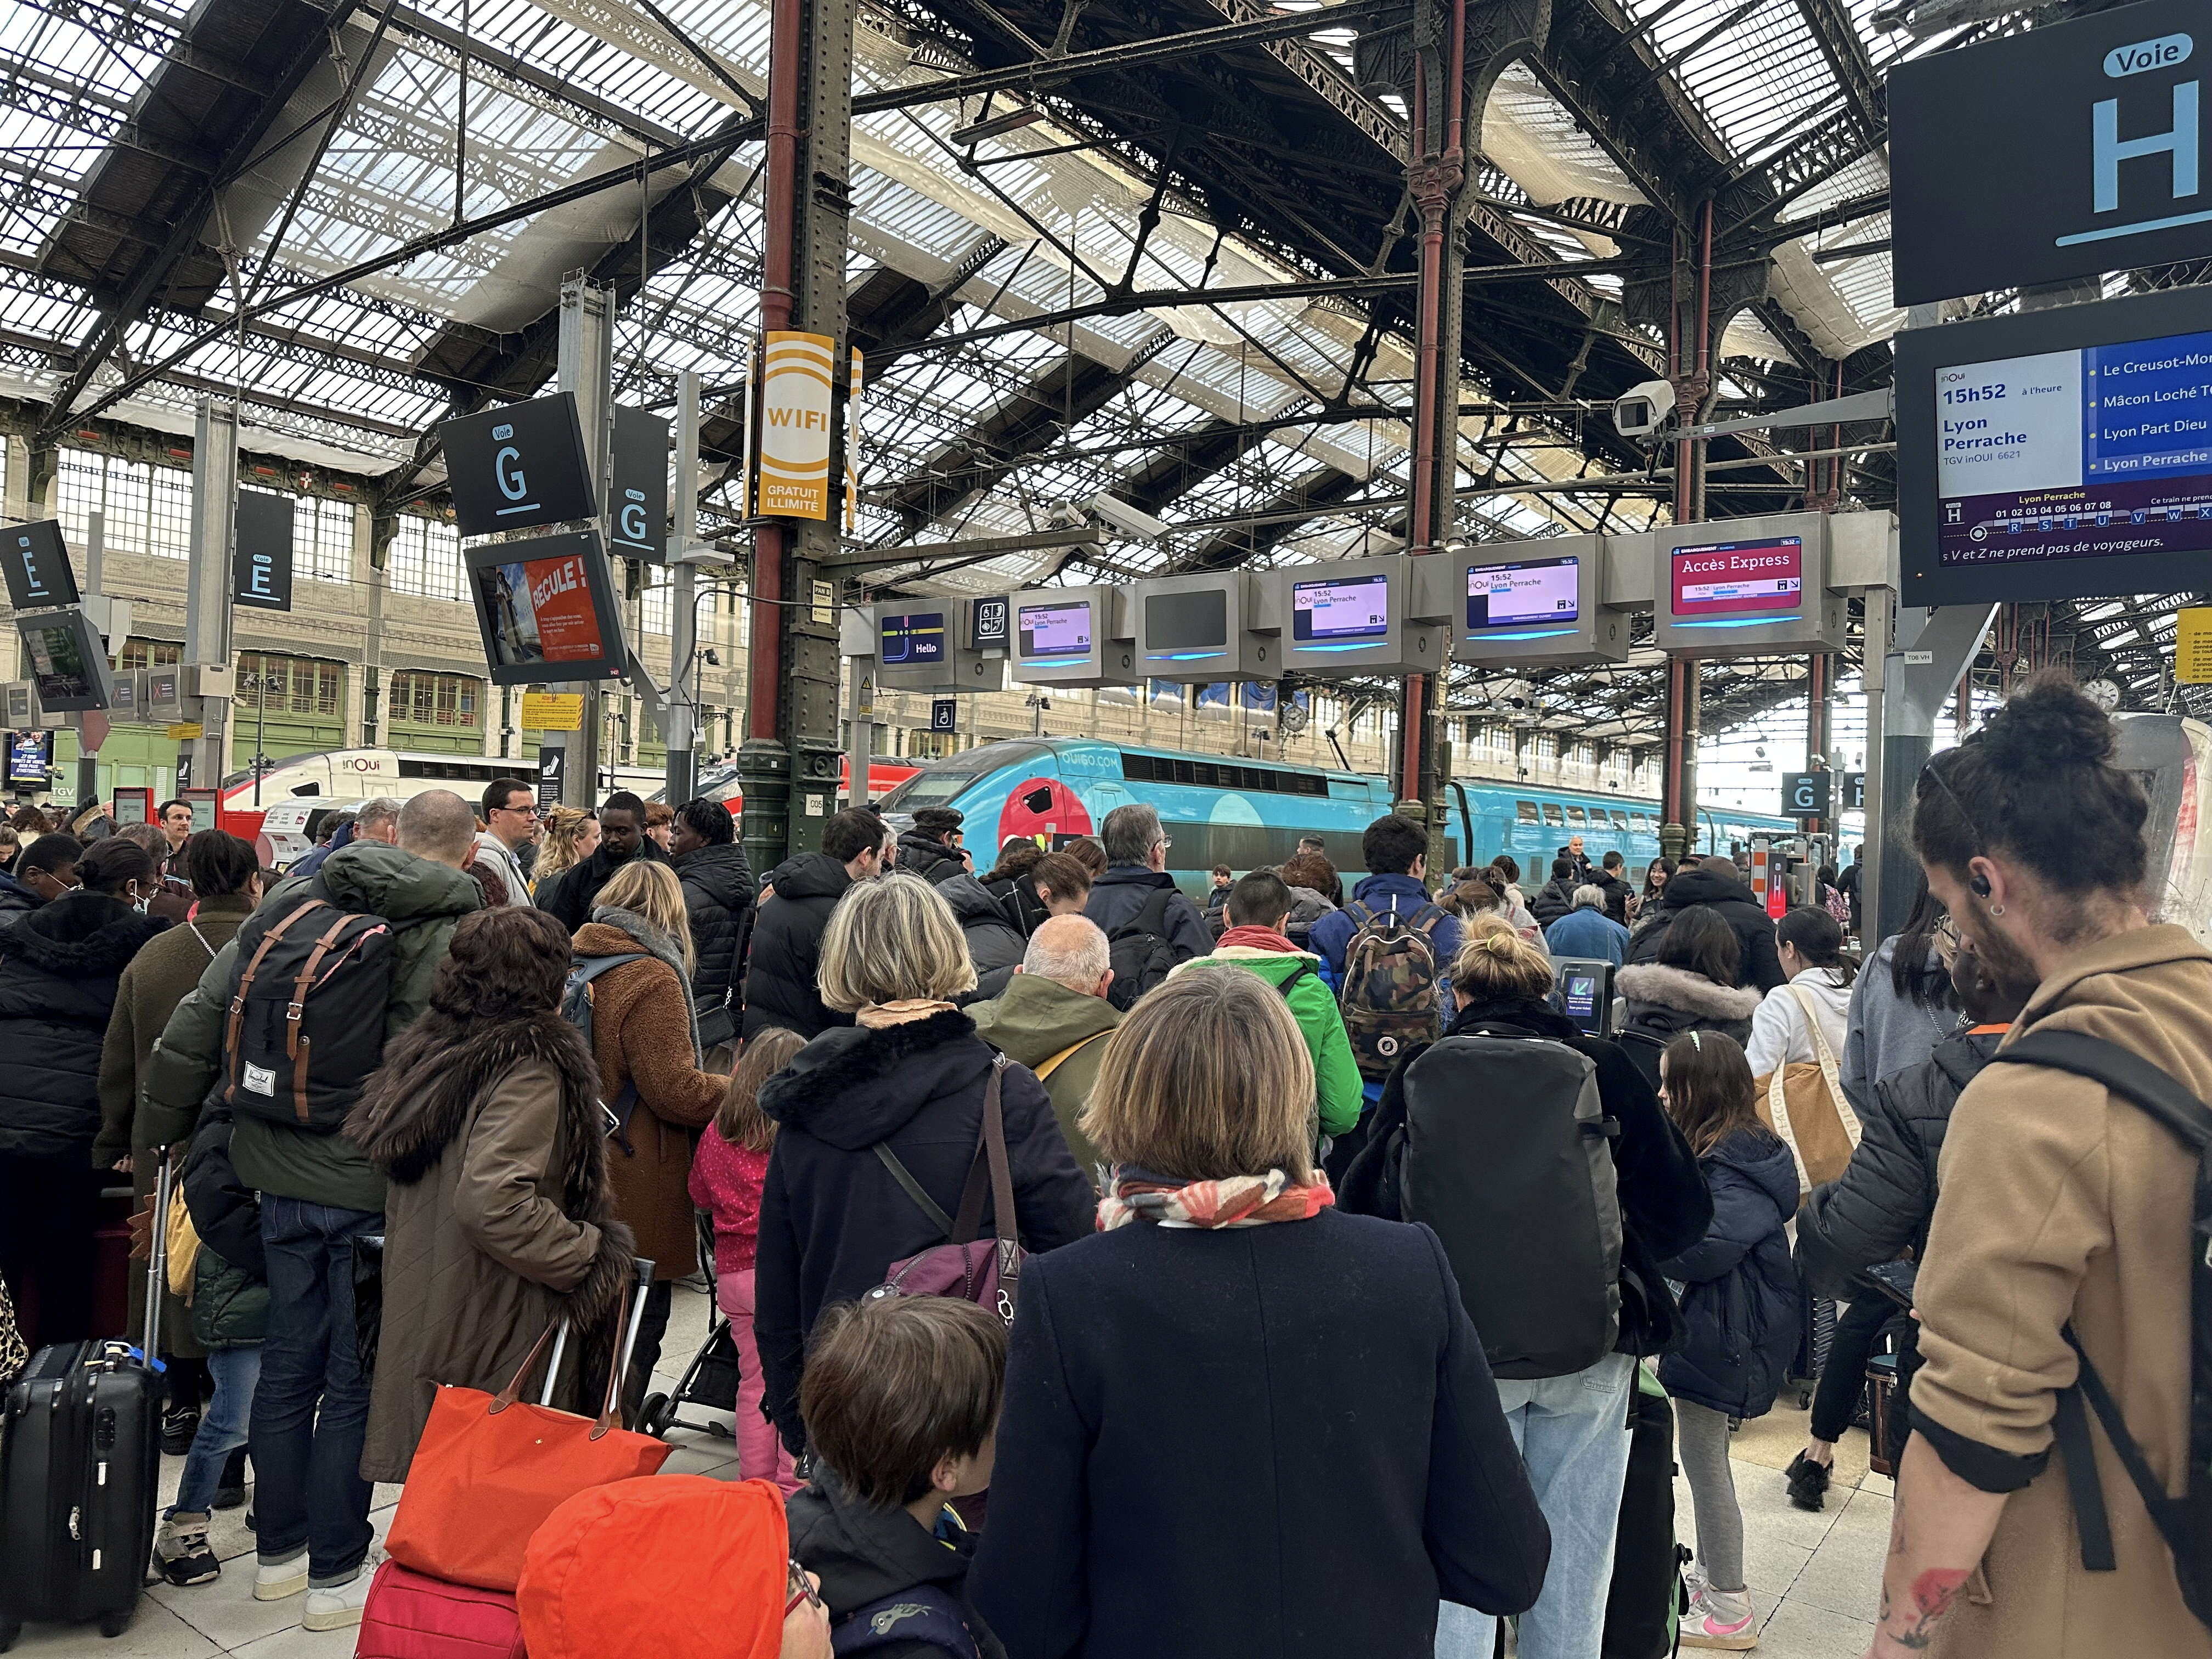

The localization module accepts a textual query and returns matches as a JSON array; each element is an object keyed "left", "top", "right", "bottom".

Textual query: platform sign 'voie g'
[
  {"left": 442, "top": 393, "right": 598, "bottom": 537},
  {"left": 1891, "top": 0, "right": 2212, "bottom": 303}
]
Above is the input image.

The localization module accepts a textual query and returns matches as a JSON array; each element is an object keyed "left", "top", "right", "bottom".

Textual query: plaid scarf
[{"left": 1097, "top": 1166, "right": 1335, "bottom": 1231}]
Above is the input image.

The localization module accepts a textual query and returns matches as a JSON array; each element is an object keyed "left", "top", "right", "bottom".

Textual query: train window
[
  {"left": 1119, "top": 753, "right": 1332, "bottom": 798},
  {"left": 1566, "top": 806, "right": 1588, "bottom": 827},
  {"left": 1542, "top": 804, "right": 1565, "bottom": 827},
  {"left": 1516, "top": 800, "right": 1539, "bottom": 825},
  {"left": 1610, "top": 810, "right": 1630, "bottom": 831}
]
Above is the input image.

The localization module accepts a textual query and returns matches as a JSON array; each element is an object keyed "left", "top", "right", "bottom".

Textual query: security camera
[
  {"left": 1612, "top": 379, "right": 1677, "bottom": 442},
  {"left": 1084, "top": 492, "right": 1170, "bottom": 541}
]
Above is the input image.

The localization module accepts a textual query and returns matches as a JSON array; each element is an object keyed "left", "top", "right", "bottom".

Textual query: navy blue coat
[
  {"left": 969, "top": 1210, "right": 1549, "bottom": 1659},
  {"left": 1657, "top": 1127, "right": 1801, "bottom": 1418}
]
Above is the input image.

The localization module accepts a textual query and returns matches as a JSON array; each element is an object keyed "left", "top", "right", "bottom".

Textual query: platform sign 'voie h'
[{"left": 1891, "top": 0, "right": 2212, "bottom": 303}]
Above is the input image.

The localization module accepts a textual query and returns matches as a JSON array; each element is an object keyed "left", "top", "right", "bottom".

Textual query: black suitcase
[{"left": 0, "top": 1155, "right": 169, "bottom": 1650}]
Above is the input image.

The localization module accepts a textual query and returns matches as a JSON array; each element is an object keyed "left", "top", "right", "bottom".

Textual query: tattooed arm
[{"left": 1863, "top": 1436, "right": 2008, "bottom": 1658}]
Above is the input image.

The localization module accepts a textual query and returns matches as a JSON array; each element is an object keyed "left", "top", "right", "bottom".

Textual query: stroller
[{"left": 636, "top": 1211, "right": 741, "bottom": 1441}]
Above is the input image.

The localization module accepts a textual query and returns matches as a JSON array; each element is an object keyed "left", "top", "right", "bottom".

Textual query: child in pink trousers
[{"left": 687, "top": 1026, "right": 806, "bottom": 1494}]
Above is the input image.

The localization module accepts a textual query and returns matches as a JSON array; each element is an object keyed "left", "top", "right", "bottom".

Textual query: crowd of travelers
[{"left": 0, "top": 670, "right": 2205, "bottom": 1659}]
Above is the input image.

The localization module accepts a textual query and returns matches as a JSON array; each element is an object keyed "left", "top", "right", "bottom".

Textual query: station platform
[{"left": 8, "top": 1283, "right": 1892, "bottom": 1658}]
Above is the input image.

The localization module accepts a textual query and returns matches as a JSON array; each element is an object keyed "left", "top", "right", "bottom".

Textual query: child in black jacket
[{"left": 786, "top": 1296, "right": 1008, "bottom": 1659}]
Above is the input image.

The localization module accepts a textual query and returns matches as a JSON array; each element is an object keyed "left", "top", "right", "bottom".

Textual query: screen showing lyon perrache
[
  {"left": 1018, "top": 600, "right": 1093, "bottom": 659},
  {"left": 1466, "top": 556, "right": 1579, "bottom": 631},
  {"left": 1143, "top": 589, "right": 1229, "bottom": 656},
  {"left": 1669, "top": 538, "right": 1804, "bottom": 618},
  {"left": 1935, "top": 325, "right": 2212, "bottom": 570},
  {"left": 473, "top": 550, "right": 611, "bottom": 668},
  {"left": 1291, "top": 572, "right": 1390, "bottom": 643}
]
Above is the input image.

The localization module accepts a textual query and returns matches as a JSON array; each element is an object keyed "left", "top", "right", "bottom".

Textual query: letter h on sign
[{"left": 2095, "top": 80, "right": 2200, "bottom": 212}]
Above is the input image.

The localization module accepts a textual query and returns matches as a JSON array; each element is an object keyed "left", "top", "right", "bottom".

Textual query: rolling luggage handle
[
  {"left": 523, "top": 1258, "right": 656, "bottom": 1417},
  {"left": 139, "top": 1149, "right": 172, "bottom": 1370}
]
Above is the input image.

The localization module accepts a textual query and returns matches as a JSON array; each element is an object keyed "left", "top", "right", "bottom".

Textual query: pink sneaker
[{"left": 1680, "top": 1585, "right": 1758, "bottom": 1649}]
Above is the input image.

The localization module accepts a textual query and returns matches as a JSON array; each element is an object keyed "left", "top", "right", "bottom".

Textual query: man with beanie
[{"left": 896, "top": 807, "right": 968, "bottom": 885}]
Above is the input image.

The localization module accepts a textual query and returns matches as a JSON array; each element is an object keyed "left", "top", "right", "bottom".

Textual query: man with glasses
[
  {"left": 1081, "top": 803, "right": 1211, "bottom": 1008},
  {"left": 472, "top": 777, "right": 539, "bottom": 907},
  {"left": 0, "top": 832, "right": 82, "bottom": 934}
]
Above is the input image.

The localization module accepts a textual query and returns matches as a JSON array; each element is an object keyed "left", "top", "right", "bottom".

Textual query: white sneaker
[
  {"left": 302, "top": 1554, "right": 381, "bottom": 1632},
  {"left": 1680, "top": 1585, "right": 1758, "bottom": 1650},
  {"left": 252, "top": 1547, "right": 308, "bottom": 1602}
]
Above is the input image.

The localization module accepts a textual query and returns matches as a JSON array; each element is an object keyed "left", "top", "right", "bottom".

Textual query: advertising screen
[
  {"left": 1018, "top": 600, "right": 1093, "bottom": 659},
  {"left": 1143, "top": 590, "right": 1228, "bottom": 655},
  {"left": 7, "top": 731, "right": 50, "bottom": 785},
  {"left": 878, "top": 610, "right": 947, "bottom": 666},
  {"left": 1467, "top": 556, "right": 1579, "bottom": 631},
  {"left": 465, "top": 532, "right": 624, "bottom": 682},
  {"left": 1933, "top": 326, "right": 2212, "bottom": 572},
  {"left": 19, "top": 614, "right": 98, "bottom": 703},
  {"left": 1292, "top": 572, "right": 1390, "bottom": 642},
  {"left": 1671, "top": 538, "right": 1804, "bottom": 618}
]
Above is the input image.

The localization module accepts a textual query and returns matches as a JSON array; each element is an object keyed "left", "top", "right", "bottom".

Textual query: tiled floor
[{"left": 13, "top": 1286, "right": 1891, "bottom": 1656}]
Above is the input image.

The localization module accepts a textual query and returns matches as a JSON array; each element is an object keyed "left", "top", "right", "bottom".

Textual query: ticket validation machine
[
  {"left": 1007, "top": 585, "right": 1137, "bottom": 689},
  {"left": 1413, "top": 535, "right": 1630, "bottom": 668},
  {"left": 1257, "top": 556, "right": 1448, "bottom": 676},
  {"left": 1131, "top": 572, "right": 1274, "bottom": 683},
  {"left": 1554, "top": 958, "right": 1615, "bottom": 1036},
  {"left": 1651, "top": 511, "right": 1847, "bottom": 658}
]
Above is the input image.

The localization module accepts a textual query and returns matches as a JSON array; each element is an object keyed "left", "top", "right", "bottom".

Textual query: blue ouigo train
[{"left": 874, "top": 737, "right": 1801, "bottom": 898}]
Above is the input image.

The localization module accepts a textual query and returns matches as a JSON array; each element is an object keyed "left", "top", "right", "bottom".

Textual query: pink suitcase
[{"left": 355, "top": 1559, "right": 527, "bottom": 1659}]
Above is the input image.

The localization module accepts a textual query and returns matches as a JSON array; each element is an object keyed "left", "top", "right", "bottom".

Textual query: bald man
[{"left": 968, "top": 915, "right": 1120, "bottom": 1185}]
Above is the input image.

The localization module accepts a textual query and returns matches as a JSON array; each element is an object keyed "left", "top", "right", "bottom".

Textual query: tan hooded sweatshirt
[{"left": 1911, "top": 922, "right": 2212, "bottom": 1658}]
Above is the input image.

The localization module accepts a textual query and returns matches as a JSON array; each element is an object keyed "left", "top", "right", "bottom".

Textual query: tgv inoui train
[{"left": 874, "top": 738, "right": 1802, "bottom": 895}]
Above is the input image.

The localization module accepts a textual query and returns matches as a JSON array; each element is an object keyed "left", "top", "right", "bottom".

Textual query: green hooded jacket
[
  {"left": 1168, "top": 940, "right": 1365, "bottom": 1142},
  {"left": 139, "top": 842, "right": 483, "bottom": 1214}
]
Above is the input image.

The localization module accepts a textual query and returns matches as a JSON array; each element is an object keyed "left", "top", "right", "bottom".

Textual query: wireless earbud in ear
[{"left": 1969, "top": 873, "right": 1993, "bottom": 899}]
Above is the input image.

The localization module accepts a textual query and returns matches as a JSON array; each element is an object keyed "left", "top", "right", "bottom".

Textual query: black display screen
[{"left": 1144, "top": 589, "right": 1228, "bottom": 656}]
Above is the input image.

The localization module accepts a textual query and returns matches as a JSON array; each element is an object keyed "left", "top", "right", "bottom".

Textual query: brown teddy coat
[{"left": 571, "top": 918, "right": 724, "bottom": 1280}]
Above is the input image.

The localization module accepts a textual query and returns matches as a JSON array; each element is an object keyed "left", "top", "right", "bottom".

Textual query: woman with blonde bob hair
[
  {"left": 753, "top": 874, "right": 1093, "bottom": 1457},
  {"left": 970, "top": 966, "right": 1549, "bottom": 1657},
  {"left": 569, "top": 854, "right": 724, "bottom": 1393},
  {"left": 1338, "top": 913, "right": 1711, "bottom": 1659}
]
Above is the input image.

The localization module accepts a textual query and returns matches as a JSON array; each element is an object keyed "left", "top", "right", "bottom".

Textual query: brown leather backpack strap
[
  {"left": 981, "top": 1056, "right": 1017, "bottom": 1246},
  {"left": 286, "top": 911, "right": 357, "bottom": 1122},
  {"left": 224, "top": 900, "right": 325, "bottom": 1102}
]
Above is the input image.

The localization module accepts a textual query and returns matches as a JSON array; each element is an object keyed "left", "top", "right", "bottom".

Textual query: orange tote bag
[{"left": 385, "top": 1319, "right": 673, "bottom": 1592}]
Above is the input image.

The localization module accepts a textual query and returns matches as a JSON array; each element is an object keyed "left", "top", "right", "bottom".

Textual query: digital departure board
[
  {"left": 1899, "top": 285, "right": 2212, "bottom": 604},
  {"left": 1291, "top": 572, "right": 1390, "bottom": 644},
  {"left": 1467, "top": 556, "right": 1579, "bottom": 633},
  {"left": 1142, "top": 589, "right": 1228, "bottom": 656},
  {"left": 1670, "top": 538, "right": 1804, "bottom": 622},
  {"left": 1936, "top": 329, "right": 2212, "bottom": 572},
  {"left": 1018, "top": 600, "right": 1093, "bottom": 660}
]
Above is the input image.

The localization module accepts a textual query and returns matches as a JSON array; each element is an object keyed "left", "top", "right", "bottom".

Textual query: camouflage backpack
[{"left": 1338, "top": 897, "right": 1446, "bottom": 1081}]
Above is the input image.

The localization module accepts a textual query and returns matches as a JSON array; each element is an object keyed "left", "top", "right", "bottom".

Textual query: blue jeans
[
  {"left": 251, "top": 1198, "right": 381, "bottom": 1584},
  {"left": 1437, "top": 1351, "right": 1636, "bottom": 1659},
  {"left": 171, "top": 1346, "right": 261, "bottom": 1517}
]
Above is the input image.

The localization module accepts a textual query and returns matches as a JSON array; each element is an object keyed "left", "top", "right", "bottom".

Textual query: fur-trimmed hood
[
  {"left": 351, "top": 1012, "right": 608, "bottom": 1208},
  {"left": 1617, "top": 962, "right": 1764, "bottom": 1022},
  {"left": 758, "top": 1005, "right": 994, "bottom": 1152}
]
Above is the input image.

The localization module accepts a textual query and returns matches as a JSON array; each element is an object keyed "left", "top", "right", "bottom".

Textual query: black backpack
[
  {"left": 1103, "top": 888, "right": 1178, "bottom": 1012},
  {"left": 222, "top": 896, "right": 398, "bottom": 1132},
  {"left": 1398, "top": 1026, "right": 1625, "bottom": 1379},
  {"left": 1988, "top": 1030, "right": 2212, "bottom": 1632}
]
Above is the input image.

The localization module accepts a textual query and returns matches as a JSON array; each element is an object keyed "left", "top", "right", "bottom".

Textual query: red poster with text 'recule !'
[{"left": 527, "top": 556, "right": 603, "bottom": 661}]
